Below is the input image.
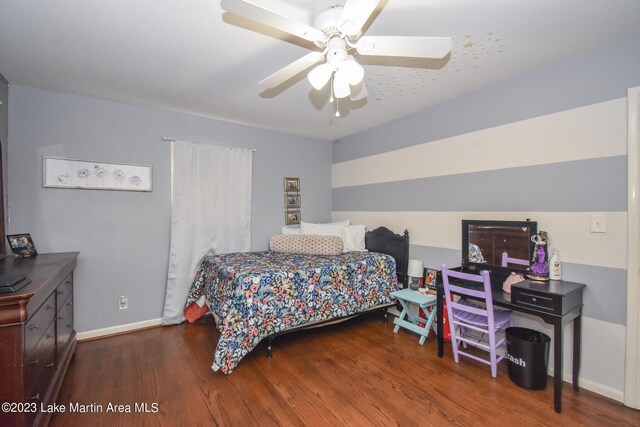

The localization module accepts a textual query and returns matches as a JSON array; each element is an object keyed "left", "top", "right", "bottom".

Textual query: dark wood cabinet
[{"left": 0, "top": 252, "right": 78, "bottom": 427}]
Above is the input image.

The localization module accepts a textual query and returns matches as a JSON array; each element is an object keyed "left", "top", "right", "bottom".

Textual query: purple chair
[
  {"left": 441, "top": 265, "right": 512, "bottom": 377},
  {"left": 501, "top": 251, "right": 529, "bottom": 268}
]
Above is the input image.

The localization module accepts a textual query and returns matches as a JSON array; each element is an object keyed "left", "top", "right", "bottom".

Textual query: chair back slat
[
  {"left": 446, "top": 283, "right": 486, "bottom": 299},
  {"left": 450, "top": 301, "right": 487, "bottom": 317}
]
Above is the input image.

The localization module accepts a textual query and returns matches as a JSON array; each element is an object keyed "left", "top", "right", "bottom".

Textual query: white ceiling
[{"left": 1, "top": 0, "right": 640, "bottom": 141}]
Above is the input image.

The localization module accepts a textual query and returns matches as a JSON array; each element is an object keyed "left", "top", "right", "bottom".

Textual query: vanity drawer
[
  {"left": 57, "top": 274, "right": 73, "bottom": 307},
  {"left": 24, "top": 293, "right": 56, "bottom": 355},
  {"left": 512, "top": 288, "right": 560, "bottom": 314},
  {"left": 24, "top": 321, "right": 56, "bottom": 393}
]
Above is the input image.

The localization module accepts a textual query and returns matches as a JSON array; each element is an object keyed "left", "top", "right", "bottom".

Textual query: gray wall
[
  {"left": 7, "top": 85, "right": 332, "bottom": 332},
  {"left": 332, "top": 35, "right": 640, "bottom": 326}
]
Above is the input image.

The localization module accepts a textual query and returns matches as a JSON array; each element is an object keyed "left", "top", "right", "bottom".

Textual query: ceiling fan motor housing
[
  {"left": 326, "top": 36, "right": 348, "bottom": 64},
  {"left": 313, "top": 5, "right": 344, "bottom": 35}
]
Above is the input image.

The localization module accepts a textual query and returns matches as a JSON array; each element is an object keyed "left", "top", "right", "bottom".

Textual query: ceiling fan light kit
[{"left": 221, "top": 0, "right": 452, "bottom": 117}]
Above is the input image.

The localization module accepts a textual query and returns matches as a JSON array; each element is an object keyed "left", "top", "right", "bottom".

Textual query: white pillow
[
  {"left": 300, "top": 221, "right": 347, "bottom": 242},
  {"left": 300, "top": 219, "right": 350, "bottom": 227},
  {"left": 344, "top": 225, "right": 367, "bottom": 252},
  {"left": 281, "top": 226, "right": 301, "bottom": 235}
]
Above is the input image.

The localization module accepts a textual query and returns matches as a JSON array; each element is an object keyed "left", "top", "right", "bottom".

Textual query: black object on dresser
[
  {"left": 0, "top": 252, "right": 78, "bottom": 427},
  {"left": 436, "top": 266, "right": 586, "bottom": 413}
]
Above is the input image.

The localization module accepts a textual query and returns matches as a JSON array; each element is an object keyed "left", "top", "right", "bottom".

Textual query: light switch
[{"left": 590, "top": 214, "right": 606, "bottom": 233}]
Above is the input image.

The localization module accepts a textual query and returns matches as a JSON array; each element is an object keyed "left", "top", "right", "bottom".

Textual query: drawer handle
[
  {"left": 66, "top": 301, "right": 72, "bottom": 306},
  {"left": 29, "top": 323, "right": 39, "bottom": 330},
  {"left": 58, "top": 315, "right": 65, "bottom": 320},
  {"left": 58, "top": 290, "right": 64, "bottom": 295},
  {"left": 30, "top": 358, "right": 39, "bottom": 365},
  {"left": 46, "top": 362, "right": 55, "bottom": 368},
  {"left": 46, "top": 304, "right": 54, "bottom": 310},
  {"left": 531, "top": 297, "right": 538, "bottom": 303},
  {"left": 66, "top": 281, "right": 72, "bottom": 284},
  {"left": 46, "top": 334, "right": 54, "bottom": 339},
  {"left": 30, "top": 393, "right": 40, "bottom": 401}
]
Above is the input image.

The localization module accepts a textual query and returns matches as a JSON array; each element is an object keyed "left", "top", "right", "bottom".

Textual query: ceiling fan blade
[
  {"left": 258, "top": 51, "right": 324, "bottom": 91},
  {"left": 337, "top": 0, "right": 382, "bottom": 36},
  {"left": 356, "top": 36, "right": 453, "bottom": 58},
  {"left": 221, "top": 0, "right": 325, "bottom": 42}
]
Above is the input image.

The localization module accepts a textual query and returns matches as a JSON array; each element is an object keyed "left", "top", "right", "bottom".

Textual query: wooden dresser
[{"left": 0, "top": 252, "right": 78, "bottom": 427}]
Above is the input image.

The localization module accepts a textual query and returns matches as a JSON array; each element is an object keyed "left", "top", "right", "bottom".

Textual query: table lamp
[{"left": 407, "top": 259, "right": 424, "bottom": 291}]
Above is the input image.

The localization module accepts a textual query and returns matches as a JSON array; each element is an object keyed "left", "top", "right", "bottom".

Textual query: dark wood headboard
[{"left": 365, "top": 227, "right": 409, "bottom": 288}]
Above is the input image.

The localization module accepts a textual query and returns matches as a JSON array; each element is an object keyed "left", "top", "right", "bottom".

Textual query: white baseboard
[
  {"left": 76, "top": 318, "right": 162, "bottom": 341},
  {"left": 561, "top": 372, "right": 624, "bottom": 403}
]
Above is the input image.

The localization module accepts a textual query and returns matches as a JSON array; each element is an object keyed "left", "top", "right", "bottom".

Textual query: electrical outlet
[{"left": 119, "top": 296, "right": 128, "bottom": 310}]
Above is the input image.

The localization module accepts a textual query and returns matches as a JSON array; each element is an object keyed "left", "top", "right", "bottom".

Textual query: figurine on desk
[{"left": 528, "top": 230, "right": 549, "bottom": 281}]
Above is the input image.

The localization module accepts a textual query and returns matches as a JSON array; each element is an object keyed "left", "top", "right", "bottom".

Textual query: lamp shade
[
  {"left": 308, "top": 63, "right": 335, "bottom": 90},
  {"left": 339, "top": 58, "right": 364, "bottom": 86},
  {"left": 407, "top": 259, "right": 424, "bottom": 278},
  {"left": 333, "top": 68, "right": 351, "bottom": 99}
]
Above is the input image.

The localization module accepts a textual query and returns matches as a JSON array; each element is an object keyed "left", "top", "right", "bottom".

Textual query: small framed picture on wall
[
  {"left": 284, "top": 194, "right": 301, "bottom": 209},
  {"left": 283, "top": 177, "right": 300, "bottom": 192},
  {"left": 285, "top": 210, "right": 301, "bottom": 225}
]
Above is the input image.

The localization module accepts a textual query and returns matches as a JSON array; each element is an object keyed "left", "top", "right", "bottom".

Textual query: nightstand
[{"left": 391, "top": 288, "right": 437, "bottom": 345}]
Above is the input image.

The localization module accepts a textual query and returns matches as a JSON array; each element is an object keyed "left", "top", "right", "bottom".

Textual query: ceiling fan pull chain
[
  {"left": 330, "top": 76, "right": 335, "bottom": 103},
  {"left": 335, "top": 98, "right": 341, "bottom": 118}
]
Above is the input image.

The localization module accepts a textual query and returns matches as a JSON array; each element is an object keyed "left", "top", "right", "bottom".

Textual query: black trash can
[{"left": 505, "top": 327, "right": 551, "bottom": 390}]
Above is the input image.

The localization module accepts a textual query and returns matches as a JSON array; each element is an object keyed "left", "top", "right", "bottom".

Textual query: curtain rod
[{"left": 161, "top": 137, "right": 256, "bottom": 152}]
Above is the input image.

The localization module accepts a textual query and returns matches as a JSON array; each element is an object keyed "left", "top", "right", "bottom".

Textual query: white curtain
[{"left": 162, "top": 140, "right": 253, "bottom": 324}]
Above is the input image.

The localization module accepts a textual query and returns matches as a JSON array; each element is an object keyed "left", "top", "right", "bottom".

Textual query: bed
[{"left": 185, "top": 226, "right": 409, "bottom": 374}]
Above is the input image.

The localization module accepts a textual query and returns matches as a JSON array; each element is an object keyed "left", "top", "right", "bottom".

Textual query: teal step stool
[{"left": 391, "top": 288, "right": 438, "bottom": 345}]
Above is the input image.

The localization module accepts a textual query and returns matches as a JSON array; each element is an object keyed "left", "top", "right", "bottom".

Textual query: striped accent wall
[{"left": 331, "top": 36, "right": 640, "bottom": 401}]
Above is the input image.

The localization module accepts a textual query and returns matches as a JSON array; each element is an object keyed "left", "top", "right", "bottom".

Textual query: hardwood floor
[{"left": 51, "top": 313, "right": 637, "bottom": 426}]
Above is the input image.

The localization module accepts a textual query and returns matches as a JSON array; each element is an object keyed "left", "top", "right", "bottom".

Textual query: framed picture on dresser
[{"left": 6, "top": 233, "right": 38, "bottom": 258}]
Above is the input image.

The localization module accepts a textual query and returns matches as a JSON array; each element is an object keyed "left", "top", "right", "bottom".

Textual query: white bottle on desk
[{"left": 549, "top": 248, "right": 562, "bottom": 280}]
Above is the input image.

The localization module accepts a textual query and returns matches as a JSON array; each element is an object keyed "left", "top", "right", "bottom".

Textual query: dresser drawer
[
  {"left": 56, "top": 300, "right": 74, "bottom": 360},
  {"left": 58, "top": 294, "right": 73, "bottom": 315},
  {"left": 57, "top": 274, "right": 73, "bottom": 307},
  {"left": 24, "top": 321, "right": 56, "bottom": 394},
  {"left": 24, "top": 346, "right": 56, "bottom": 427},
  {"left": 24, "top": 292, "right": 56, "bottom": 355}
]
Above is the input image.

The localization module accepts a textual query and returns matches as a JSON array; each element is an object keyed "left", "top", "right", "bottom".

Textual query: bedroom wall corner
[
  {"left": 6, "top": 85, "right": 332, "bottom": 334},
  {"left": 0, "top": 73, "right": 8, "bottom": 254}
]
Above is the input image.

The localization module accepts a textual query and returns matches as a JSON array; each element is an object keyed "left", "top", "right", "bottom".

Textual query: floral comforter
[{"left": 186, "top": 250, "right": 398, "bottom": 374}]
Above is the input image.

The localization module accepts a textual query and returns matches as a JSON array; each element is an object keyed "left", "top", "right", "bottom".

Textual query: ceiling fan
[{"left": 220, "top": 0, "right": 452, "bottom": 115}]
